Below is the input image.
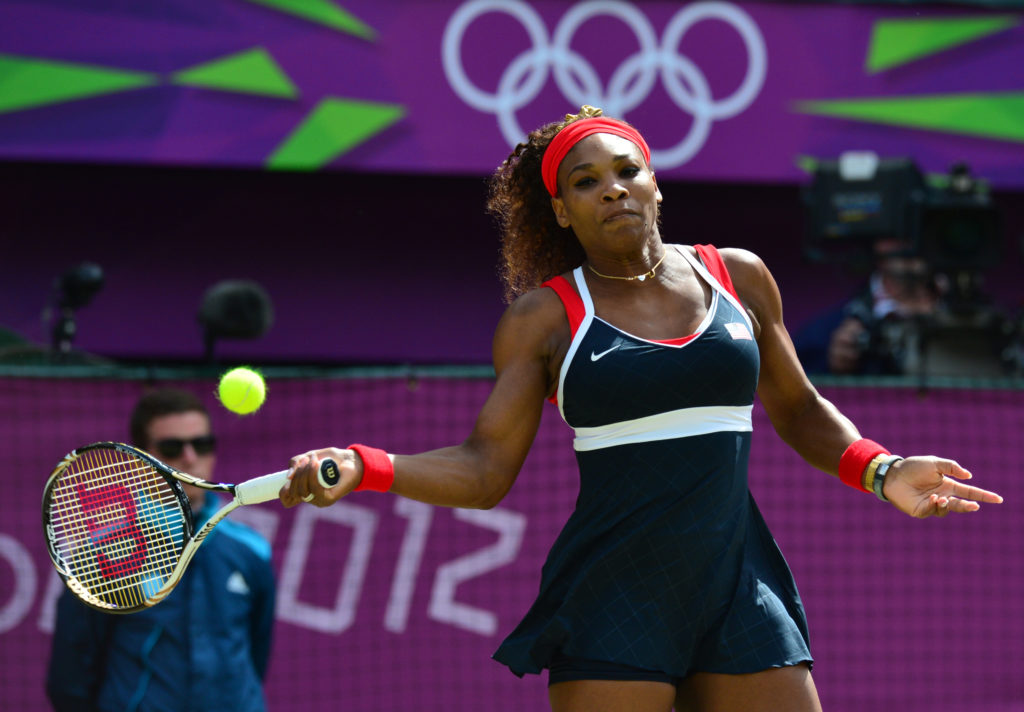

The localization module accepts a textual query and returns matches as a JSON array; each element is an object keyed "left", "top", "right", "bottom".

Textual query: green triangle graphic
[
  {"left": 241, "top": 0, "right": 376, "bottom": 40},
  {"left": 0, "top": 54, "right": 157, "bottom": 114},
  {"left": 265, "top": 97, "right": 404, "bottom": 170},
  {"left": 867, "top": 16, "right": 1020, "bottom": 73},
  {"left": 795, "top": 92, "right": 1024, "bottom": 144},
  {"left": 171, "top": 48, "right": 298, "bottom": 99}
]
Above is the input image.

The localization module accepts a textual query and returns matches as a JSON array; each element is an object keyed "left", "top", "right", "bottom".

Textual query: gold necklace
[{"left": 586, "top": 251, "right": 667, "bottom": 282}]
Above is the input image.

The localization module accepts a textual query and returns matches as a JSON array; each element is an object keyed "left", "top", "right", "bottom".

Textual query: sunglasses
[{"left": 153, "top": 435, "right": 217, "bottom": 459}]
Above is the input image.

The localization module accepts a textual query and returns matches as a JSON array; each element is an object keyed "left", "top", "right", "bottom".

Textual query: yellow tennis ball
[{"left": 217, "top": 367, "right": 266, "bottom": 415}]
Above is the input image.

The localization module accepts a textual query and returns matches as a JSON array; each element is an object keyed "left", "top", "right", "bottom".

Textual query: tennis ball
[{"left": 217, "top": 367, "right": 266, "bottom": 415}]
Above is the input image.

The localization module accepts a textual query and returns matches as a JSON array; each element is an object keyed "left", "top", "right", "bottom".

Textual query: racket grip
[
  {"left": 235, "top": 470, "right": 291, "bottom": 505},
  {"left": 318, "top": 458, "right": 341, "bottom": 488}
]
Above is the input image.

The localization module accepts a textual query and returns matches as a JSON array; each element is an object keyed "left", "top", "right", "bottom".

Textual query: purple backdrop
[
  {"left": 1, "top": 375, "right": 1021, "bottom": 711},
  {"left": 1, "top": 1, "right": 1022, "bottom": 186}
]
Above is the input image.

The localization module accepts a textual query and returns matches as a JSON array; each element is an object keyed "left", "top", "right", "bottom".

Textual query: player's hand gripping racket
[{"left": 42, "top": 441, "right": 336, "bottom": 613}]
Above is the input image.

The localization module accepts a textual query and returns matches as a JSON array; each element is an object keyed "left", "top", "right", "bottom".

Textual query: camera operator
[
  {"left": 795, "top": 158, "right": 1019, "bottom": 379},
  {"left": 825, "top": 238, "right": 944, "bottom": 375}
]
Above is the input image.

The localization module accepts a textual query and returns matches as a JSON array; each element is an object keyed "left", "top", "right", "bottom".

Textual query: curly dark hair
[{"left": 486, "top": 105, "right": 610, "bottom": 303}]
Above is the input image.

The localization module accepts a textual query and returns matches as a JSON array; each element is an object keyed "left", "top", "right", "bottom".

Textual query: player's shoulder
[
  {"left": 704, "top": 246, "right": 772, "bottom": 289},
  {"left": 707, "top": 246, "right": 782, "bottom": 327},
  {"left": 493, "top": 279, "right": 573, "bottom": 368},
  {"left": 498, "top": 280, "right": 571, "bottom": 334},
  {"left": 713, "top": 246, "right": 767, "bottom": 273},
  {"left": 677, "top": 244, "right": 765, "bottom": 272},
  {"left": 509, "top": 278, "right": 569, "bottom": 313},
  {"left": 687, "top": 244, "right": 778, "bottom": 321}
]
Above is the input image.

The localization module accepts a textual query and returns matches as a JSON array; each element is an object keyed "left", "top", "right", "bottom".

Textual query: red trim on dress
[
  {"left": 542, "top": 275, "right": 584, "bottom": 406},
  {"left": 542, "top": 275, "right": 584, "bottom": 338},
  {"left": 693, "top": 244, "right": 742, "bottom": 304},
  {"left": 654, "top": 333, "right": 698, "bottom": 346}
]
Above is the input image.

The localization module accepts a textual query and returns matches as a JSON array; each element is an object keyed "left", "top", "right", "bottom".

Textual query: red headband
[{"left": 541, "top": 117, "right": 651, "bottom": 197}]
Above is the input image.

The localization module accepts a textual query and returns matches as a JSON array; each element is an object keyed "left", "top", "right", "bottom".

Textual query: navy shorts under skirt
[{"left": 547, "top": 652, "right": 681, "bottom": 687}]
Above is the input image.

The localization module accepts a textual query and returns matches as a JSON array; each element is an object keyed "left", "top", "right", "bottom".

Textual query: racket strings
[
  {"left": 47, "top": 448, "right": 187, "bottom": 610},
  {"left": 50, "top": 461, "right": 180, "bottom": 608}
]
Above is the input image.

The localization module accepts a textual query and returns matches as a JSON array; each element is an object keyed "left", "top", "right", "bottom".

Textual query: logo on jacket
[{"left": 226, "top": 570, "right": 251, "bottom": 595}]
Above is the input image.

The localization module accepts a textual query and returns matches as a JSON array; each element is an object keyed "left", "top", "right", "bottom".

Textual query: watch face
[{"left": 873, "top": 457, "right": 901, "bottom": 501}]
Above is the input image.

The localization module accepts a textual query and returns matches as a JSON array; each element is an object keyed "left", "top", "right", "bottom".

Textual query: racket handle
[
  {"left": 235, "top": 469, "right": 291, "bottom": 505},
  {"left": 235, "top": 460, "right": 340, "bottom": 505},
  {"left": 318, "top": 458, "right": 341, "bottom": 488}
]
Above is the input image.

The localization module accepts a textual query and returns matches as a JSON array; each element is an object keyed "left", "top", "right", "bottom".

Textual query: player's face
[
  {"left": 146, "top": 411, "right": 216, "bottom": 511},
  {"left": 550, "top": 133, "right": 662, "bottom": 250}
]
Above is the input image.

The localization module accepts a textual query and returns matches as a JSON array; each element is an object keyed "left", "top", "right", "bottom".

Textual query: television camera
[{"left": 802, "top": 154, "right": 1018, "bottom": 379}]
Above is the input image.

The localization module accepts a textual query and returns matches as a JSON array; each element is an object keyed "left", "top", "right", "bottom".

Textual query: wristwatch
[{"left": 873, "top": 456, "right": 903, "bottom": 502}]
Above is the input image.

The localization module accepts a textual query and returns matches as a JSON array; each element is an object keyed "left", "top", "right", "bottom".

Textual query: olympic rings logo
[{"left": 442, "top": 0, "right": 767, "bottom": 169}]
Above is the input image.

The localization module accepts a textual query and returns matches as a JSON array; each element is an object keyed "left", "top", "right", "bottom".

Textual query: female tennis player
[{"left": 281, "top": 106, "right": 1002, "bottom": 712}]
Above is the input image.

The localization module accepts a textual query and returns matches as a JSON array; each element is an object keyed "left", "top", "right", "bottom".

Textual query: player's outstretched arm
[{"left": 281, "top": 287, "right": 566, "bottom": 510}]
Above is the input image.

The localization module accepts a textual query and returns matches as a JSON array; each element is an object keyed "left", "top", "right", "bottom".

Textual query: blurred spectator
[{"left": 46, "top": 388, "right": 276, "bottom": 712}]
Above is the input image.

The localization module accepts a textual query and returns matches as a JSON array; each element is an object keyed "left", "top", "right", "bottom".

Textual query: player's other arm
[
  {"left": 392, "top": 288, "right": 556, "bottom": 508},
  {"left": 284, "top": 287, "right": 564, "bottom": 509},
  {"left": 722, "top": 248, "right": 859, "bottom": 473},
  {"left": 722, "top": 249, "right": 1002, "bottom": 516}
]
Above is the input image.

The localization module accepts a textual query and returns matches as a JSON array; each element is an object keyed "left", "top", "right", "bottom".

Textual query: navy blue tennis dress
[{"left": 492, "top": 244, "right": 812, "bottom": 679}]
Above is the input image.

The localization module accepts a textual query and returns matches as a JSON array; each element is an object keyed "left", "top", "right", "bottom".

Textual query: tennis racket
[{"left": 43, "top": 441, "right": 340, "bottom": 613}]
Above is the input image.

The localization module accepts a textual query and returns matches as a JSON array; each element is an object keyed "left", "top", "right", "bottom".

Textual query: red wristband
[
  {"left": 839, "top": 438, "right": 890, "bottom": 493},
  {"left": 349, "top": 444, "right": 394, "bottom": 492},
  {"left": 350, "top": 442, "right": 393, "bottom": 493}
]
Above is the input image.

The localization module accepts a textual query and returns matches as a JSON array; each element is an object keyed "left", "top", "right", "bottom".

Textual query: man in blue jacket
[{"left": 47, "top": 388, "right": 276, "bottom": 712}]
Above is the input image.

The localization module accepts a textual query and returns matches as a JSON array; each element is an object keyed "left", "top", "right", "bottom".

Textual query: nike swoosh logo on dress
[{"left": 590, "top": 344, "right": 621, "bottom": 361}]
